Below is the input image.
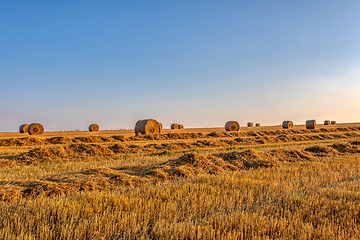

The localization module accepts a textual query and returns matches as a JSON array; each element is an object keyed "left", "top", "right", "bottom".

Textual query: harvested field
[
  {"left": 0, "top": 130, "right": 359, "bottom": 167},
  {"left": 0, "top": 147, "right": 317, "bottom": 201},
  {"left": 1, "top": 126, "right": 360, "bottom": 148},
  {"left": 0, "top": 122, "right": 360, "bottom": 239}
]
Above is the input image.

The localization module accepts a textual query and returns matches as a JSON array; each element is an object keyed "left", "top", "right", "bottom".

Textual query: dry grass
[
  {"left": 1, "top": 130, "right": 359, "bottom": 168},
  {"left": 1, "top": 124, "right": 360, "bottom": 239},
  {"left": 1, "top": 153, "right": 360, "bottom": 239},
  {"left": 1, "top": 141, "right": 360, "bottom": 201}
]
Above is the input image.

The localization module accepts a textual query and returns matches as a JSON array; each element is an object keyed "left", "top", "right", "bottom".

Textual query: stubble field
[{"left": 1, "top": 123, "right": 360, "bottom": 239}]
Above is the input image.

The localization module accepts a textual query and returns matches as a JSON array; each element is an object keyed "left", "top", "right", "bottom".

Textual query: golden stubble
[{"left": 0, "top": 124, "right": 360, "bottom": 239}]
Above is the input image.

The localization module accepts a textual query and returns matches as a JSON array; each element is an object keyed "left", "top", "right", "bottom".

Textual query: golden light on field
[
  {"left": 1, "top": 122, "right": 360, "bottom": 238},
  {"left": 1, "top": 1, "right": 360, "bottom": 238}
]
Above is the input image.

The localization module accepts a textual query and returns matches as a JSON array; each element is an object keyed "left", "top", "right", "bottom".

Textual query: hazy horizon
[{"left": 1, "top": 1, "right": 359, "bottom": 132}]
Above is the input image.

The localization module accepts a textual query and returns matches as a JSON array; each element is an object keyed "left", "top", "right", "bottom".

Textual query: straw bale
[
  {"left": 89, "top": 124, "right": 99, "bottom": 132},
  {"left": 135, "top": 119, "right": 161, "bottom": 135},
  {"left": 247, "top": 122, "right": 253, "bottom": 127},
  {"left": 28, "top": 123, "right": 44, "bottom": 135},
  {"left": 331, "top": 121, "right": 336, "bottom": 125},
  {"left": 225, "top": 121, "right": 240, "bottom": 131},
  {"left": 159, "top": 122, "right": 163, "bottom": 133},
  {"left": 282, "top": 121, "right": 293, "bottom": 129},
  {"left": 19, "top": 124, "right": 29, "bottom": 133},
  {"left": 171, "top": 123, "right": 179, "bottom": 129},
  {"left": 255, "top": 123, "right": 260, "bottom": 127},
  {"left": 306, "top": 120, "right": 316, "bottom": 129},
  {"left": 178, "top": 124, "right": 184, "bottom": 129},
  {"left": 324, "top": 120, "right": 330, "bottom": 125}
]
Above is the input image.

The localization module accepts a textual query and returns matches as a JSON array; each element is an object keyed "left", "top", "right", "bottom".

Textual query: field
[{"left": 1, "top": 123, "right": 360, "bottom": 239}]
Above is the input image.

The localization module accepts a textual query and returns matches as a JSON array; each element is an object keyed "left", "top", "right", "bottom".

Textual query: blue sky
[{"left": 1, "top": 1, "right": 359, "bottom": 131}]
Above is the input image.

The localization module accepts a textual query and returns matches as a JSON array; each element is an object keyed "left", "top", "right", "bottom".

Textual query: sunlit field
[{"left": 1, "top": 123, "right": 360, "bottom": 239}]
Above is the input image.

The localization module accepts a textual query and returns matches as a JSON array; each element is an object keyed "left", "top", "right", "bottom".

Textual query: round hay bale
[
  {"left": 178, "top": 124, "right": 184, "bottom": 129},
  {"left": 282, "top": 121, "right": 293, "bottom": 129},
  {"left": 28, "top": 123, "right": 44, "bottom": 135},
  {"left": 331, "top": 121, "right": 336, "bottom": 125},
  {"left": 324, "top": 120, "right": 331, "bottom": 125},
  {"left": 171, "top": 123, "right": 179, "bottom": 129},
  {"left": 19, "top": 124, "right": 30, "bottom": 133},
  {"left": 255, "top": 123, "right": 260, "bottom": 127},
  {"left": 135, "top": 119, "right": 161, "bottom": 135},
  {"left": 247, "top": 122, "right": 253, "bottom": 127},
  {"left": 225, "top": 121, "right": 240, "bottom": 131},
  {"left": 89, "top": 124, "right": 99, "bottom": 132},
  {"left": 306, "top": 120, "right": 316, "bottom": 129}
]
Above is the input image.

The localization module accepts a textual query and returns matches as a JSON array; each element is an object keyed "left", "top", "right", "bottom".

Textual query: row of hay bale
[
  {"left": 282, "top": 119, "right": 336, "bottom": 130},
  {"left": 134, "top": 119, "right": 187, "bottom": 135},
  {"left": 18, "top": 120, "right": 165, "bottom": 135},
  {"left": 284, "top": 120, "right": 336, "bottom": 130},
  {"left": 225, "top": 121, "right": 261, "bottom": 131},
  {"left": 282, "top": 120, "right": 314, "bottom": 130},
  {"left": 19, "top": 123, "right": 100, "bottom": 135},
  {"left": 171, "top": 123, "right": 184, "bottom": 129},
  {"left": 324, "top": 120, "right": 336, "bottom": 125},
  {"left": 225, "top": 119, "right": 337, "bottom": 131},
  {"left": 247, "top": 122, "right": 261, "bottom": 127},
  {"left": 225, "top": 121, "right": 262, "bottom": 131},
  {"left": 305, "top": 120, "right": 336, "bottom": 129},
  {"left": 19, "top": 123, "right": 44, "bottom": 135},
  {"left": 284, "top": 119, "right": 336, "bottom": 130},
  {"left": 18, "top": 119, "right": 337, "bottom": 136}
]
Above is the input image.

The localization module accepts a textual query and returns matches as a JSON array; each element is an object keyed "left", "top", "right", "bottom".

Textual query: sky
[{"left": 1, "top": 1, "right": 360, "bottom": 132}]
